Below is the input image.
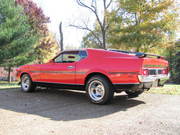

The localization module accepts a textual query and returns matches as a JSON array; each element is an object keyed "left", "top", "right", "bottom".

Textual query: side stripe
[
  {"left": 30, "top": 71, "right": 86, "bottom": 74},
  {"left": 108, "top": 72, "right": 139, "bottom": 75}
]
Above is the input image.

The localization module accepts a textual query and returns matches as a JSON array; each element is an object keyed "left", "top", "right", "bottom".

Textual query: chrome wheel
[
  {"left": 88, "top": 80, "right": 105, "bottom": 102},
  {"left": 86, "top": 76, "right": 114, "bottom": 104},
  {"left": 21, "top": 75, "right": 30, "bottom": 91}
]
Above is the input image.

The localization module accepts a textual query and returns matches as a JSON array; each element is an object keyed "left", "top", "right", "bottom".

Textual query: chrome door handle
[{"left": 67, "top": 66, "right": 74, "bottom": 69}]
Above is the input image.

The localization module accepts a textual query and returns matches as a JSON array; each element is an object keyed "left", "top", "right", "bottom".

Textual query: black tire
[
  {"left": 21, "top": 74, "right": 36, "bottom": 92},
  {"left": 125, "top": 90, "right": 144, "bottom": 98},
  {"left": 86, "top": 75, "right": 114, "bottom": 105}
]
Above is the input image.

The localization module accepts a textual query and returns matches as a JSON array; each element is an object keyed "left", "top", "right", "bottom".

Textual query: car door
[{"left": 39, "top": 51, "right": 81, "bottom": 84}]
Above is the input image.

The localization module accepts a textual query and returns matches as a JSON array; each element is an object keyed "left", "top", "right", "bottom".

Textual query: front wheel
[
  {"left": 21, "top": 74, "right": 36, "bottom": 92},
  {"left": 86, "top": 76, "right": 114, "bottom": 105}
]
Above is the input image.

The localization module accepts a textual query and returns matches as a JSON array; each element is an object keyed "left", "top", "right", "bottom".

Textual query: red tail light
[
  {"left": 162, "top": 68, "right": 169, "bottom": 74},
  {"left": 142, "top": 69, "right": 149, "bottom": 76}
]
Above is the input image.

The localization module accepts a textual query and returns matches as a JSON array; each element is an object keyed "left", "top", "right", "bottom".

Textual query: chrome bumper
[{"left": 138, "top": 73, "right": 170, "bottom": 83}]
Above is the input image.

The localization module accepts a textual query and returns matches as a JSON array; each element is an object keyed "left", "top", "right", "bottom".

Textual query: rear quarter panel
[
  {"left": 104, "top": 56, "right": 142, "bottom": 84},
  {"left": 76, "top": 49, "right": 109, "bottom": 84},
  {"left": 76, "top": 50, "right": 142, "bottom": 84}
]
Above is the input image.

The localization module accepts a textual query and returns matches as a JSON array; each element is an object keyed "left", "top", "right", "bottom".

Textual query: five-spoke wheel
[
  {"left": 88, "top": 80, "right": 105, "bottom": 102},
  {"left": 21, "top": 74, "right": 36, "bottom": 92},
  {"left": 86, "top": 75, "right": 114, "bottom": 104}
]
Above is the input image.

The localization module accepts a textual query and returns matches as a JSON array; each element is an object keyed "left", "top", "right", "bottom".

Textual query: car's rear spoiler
[{"left": 109, "top": 49, "right": 165, "bottom": 59}]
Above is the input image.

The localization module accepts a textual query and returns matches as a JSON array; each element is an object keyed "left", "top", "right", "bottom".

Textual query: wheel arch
[
  {"left": 20, "top": 72, "right": 32, "bottom": 80},
  {"left": 84, "top": 72, "right": 112, "bottom": 86}
]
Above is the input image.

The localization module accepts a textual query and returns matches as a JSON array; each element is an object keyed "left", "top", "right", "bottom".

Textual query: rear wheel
[
  {"left": 86, "top": 76, "right": 114, "bottom": 104},
  {"left": 125, "top": 89, "right": 144, "bottom": 98},
  {"left": 21, "top": 74, "right": 36, "bottom": 92}
]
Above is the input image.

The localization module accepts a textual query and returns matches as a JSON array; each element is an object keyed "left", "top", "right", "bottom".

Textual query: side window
[
  {"left": 79, "top": 51, "right": 88, "bottom": 59},
  {"left": 54, "top": 51, "right": 81, "bottom": 63},
  {"left": 54, "top": 54, "right": 63, "bottom": 63}
]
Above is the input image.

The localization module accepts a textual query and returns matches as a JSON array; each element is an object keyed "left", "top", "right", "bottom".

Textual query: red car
[{"left": 17, "top": 49, "right": 170, "bottom": 104}]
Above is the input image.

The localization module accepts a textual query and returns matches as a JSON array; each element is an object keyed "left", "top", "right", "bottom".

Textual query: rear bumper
[
  {"left": 113, "top": 82, "right": 153, "bottom": 91},
  {"left": 113, "top": 80, "right": 167, "bottom": 92},
  {"left": 158, "top": 74, "right": 170, "bottom": 86},
  {"left": 138, "top": 74, "right": 170, "bottom": 83},
  {"left": 113, "top": 74, "right": 170, "bottom": 91}
]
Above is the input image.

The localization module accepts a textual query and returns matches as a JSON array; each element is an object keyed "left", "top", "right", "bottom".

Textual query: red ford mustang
[{"left": 16, "top": 49, "right": 170, "bottom": 104}]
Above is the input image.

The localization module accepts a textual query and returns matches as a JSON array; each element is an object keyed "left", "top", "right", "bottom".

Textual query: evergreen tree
[
  {"left": 0, "top": 0, "right": 38, "bottom": 81},
  {"left": 171, "top": 40, "right": 180, "bottom": 83}
]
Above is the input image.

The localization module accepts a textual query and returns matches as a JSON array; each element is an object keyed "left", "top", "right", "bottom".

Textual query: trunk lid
[{"left": 142, "top": 57, "right": 168, "bottom": 69}]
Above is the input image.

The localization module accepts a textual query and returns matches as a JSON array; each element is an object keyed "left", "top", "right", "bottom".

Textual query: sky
[
  {"left": 33, "top": 0, "right": 95, "bottom": 49},
  {"left": 33, "top": 0, "right": 180, "bottom": 49}
]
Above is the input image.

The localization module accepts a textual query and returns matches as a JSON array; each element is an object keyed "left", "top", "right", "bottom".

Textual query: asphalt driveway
[{"left": 0, "top": 88, "right": 180, "bottom": 135}]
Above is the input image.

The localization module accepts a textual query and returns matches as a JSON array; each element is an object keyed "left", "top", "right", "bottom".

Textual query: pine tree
[
  {"left": 172, "top": 40, "right": 180, "bottom": 83},
  {"left": 0, "top": 0, "right": 38, "bottom": 81}
]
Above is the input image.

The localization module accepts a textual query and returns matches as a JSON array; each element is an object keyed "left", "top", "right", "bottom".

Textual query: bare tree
[
  {"left": 70, "top": 0, "right": 113, "bottom": 49},
  {"left": 59, "top": 22, "right": 64, "bottom": 51}
]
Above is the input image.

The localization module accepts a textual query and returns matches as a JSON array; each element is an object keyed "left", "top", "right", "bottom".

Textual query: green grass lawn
[
  {"left": 146, "top": 84, "right": 180, "bottom": 95},
  {"left": 0, "top": 81, "right": 20, "bottom": 89}
]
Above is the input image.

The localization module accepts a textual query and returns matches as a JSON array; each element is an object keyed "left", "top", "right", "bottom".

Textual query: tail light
[
  {"left": 142, "top": 69, "right": 149, "bottom": 76},
  {"left": 162, "top": 68, "right": 169, "bottom": 74}
]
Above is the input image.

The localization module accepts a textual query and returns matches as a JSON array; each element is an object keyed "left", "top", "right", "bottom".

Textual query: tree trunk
[
  {"left": 7, "top": 67, "right": 11, "bottom": 83},
  {"left": 102, "top": 29, "right": 106, "bottom": 49},
  {"left": 59, "top": 22, "right": 64, "bottom": 51}
]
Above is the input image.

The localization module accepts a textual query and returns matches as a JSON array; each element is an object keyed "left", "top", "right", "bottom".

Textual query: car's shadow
[{"left": 0, "top": 88, "right": 145, "bottom": 121}]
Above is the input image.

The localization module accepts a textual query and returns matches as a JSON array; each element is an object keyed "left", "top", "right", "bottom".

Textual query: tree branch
[
  {"left": 106, "top": 0, "right": 112, "bottom": 9},
  {"left": 73, "top": 0, "right": 113, "bottom": 49},
  {"left": 76, "top": 0, "right": 96, "bottom": 13},
  {"left": 69, "top": 24, "right": 103, "bottom": 48},
  {"left": 76, "top": 0, "right": 104, "bottom": 31}
]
